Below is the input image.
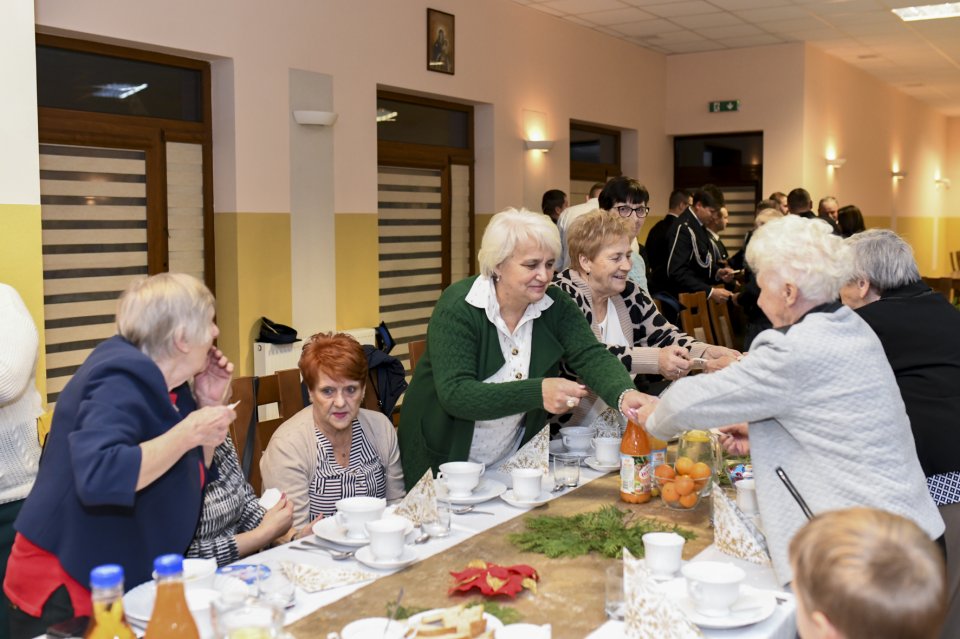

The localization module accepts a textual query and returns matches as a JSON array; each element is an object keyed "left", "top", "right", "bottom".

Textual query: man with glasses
[
  {"left": 597, "top": 177, "right": 651, "bottom": 293},
  {"left": 666, "top": 188, "right": 735, "bottom": 302}
]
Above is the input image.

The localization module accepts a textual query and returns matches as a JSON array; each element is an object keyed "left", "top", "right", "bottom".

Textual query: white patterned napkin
[
  {"left": 498, "top": 425, "right": 550, "bottom": 475},
  {"left": 393, "top": 469, "right": 438, "bottom": 526},
  {"left": 279, "top": 562, "right": 376, "bottom": 593},
  {"left": 623, "top": 548, "right": 704, "bottom": 639},
  {"left": 711, "top": 481, "right": 771, "bottom": 565}
]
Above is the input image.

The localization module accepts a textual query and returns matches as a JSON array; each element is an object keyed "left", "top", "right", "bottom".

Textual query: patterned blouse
[
  {"left": 308, "top": 419, "right": 386, "bottom": 519},
  {"left": 186, "top": 435, "right": 265, "bottom": 566}
]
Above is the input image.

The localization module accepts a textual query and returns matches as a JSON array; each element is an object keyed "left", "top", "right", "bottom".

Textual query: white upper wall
[
  {"left": 1, "top": 0, "right": 40, "bottom": 205},
  {"left": 35, "top": 0, "right": 672, "bottom": 214}
]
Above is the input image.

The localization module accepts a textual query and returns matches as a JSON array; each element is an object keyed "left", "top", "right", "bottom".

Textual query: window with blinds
[{"left": 40, "top": 144, "right": 149, "bottom": 403}]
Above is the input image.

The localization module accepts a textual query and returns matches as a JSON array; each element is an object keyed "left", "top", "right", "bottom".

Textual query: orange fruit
[
  {"left": 675, "top": 475, "right": 695, "bottom": 496},
  {"left": 661, "top": 482, "right": 680, "bottom": 504},
  {"left": 679, "top": 493, "right": 699, "bottom": 508},
  {"left": 675, "top": 456, "right": 694, "bottom": 476},
  {"left": 654, "top": 464, "right": 676, "bottom": 480},
  {"left": 693, "top": 478, "right": 707, "bottom": 491},
  {"left": 690, "top": 462, "right": 712, "bottom": 480}
]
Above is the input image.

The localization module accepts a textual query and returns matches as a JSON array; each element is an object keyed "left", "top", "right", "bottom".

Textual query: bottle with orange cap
[{"left": 619, "top": 419, "right": 652, "bottom": 503}]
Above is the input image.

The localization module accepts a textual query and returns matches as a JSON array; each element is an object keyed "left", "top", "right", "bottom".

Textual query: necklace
[{"left": 317, "top": 422, "right": 351, "bottom": 467}]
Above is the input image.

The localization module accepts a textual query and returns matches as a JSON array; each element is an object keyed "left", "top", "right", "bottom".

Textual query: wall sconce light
[
  {"left": 524, "top": 139, "right": 555, "bottom": 152},
  {"left": 824, "top": 157, "right": 846, "bottom": 168},
  {"left": 891, "top": 170, "right": 907, "bottom": 180},
  {"left": 935, "top": 177, "right": 951, "bottom": 189},
  {"left": 293, "top": 110, "right": 339, "bottom": 126}
]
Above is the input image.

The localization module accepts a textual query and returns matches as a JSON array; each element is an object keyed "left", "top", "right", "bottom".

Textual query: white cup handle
[
  {"left": 688, "top": 579, "right": 704, "bottom": 603},
  {"left": 436, "top": 472, "right": 446, "bottom": 483},
  {"left": 478, "top": 463, "right": 485, "bottom": 477},
  {"left": 335, "top": 511, "right": 346, "bottom": 528},
  {"left": 562, "top": 436, "right": 571, "bottom": 449}
]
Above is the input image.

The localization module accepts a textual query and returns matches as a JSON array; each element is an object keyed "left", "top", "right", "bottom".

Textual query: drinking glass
[
  {"left": 211, "top": 596, "right": 284, "bottom": 638},
  {"left": 676, "top": 429, "right": 720, "bottom": 496},
  {"left": 604, "top": 565, "right": 625, "bottom": 620},
  {"left": 553, "top": 454, "right": 580, "bottom": 489},
  {"left": 422, "top": 499, "right": 451, "bottom": 537},
  {"left": 256, "top": 563, "right": 296, "bottom": 609}
]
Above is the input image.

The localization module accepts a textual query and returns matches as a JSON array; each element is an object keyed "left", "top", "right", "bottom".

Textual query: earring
[{"left": 492, "top": 273, "right": 500, "bottom": 283}]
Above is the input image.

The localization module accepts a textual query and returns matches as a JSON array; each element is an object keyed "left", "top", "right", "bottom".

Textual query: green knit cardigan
[{"left": 397, "top": 276, "right": 635, "bottom": 490}]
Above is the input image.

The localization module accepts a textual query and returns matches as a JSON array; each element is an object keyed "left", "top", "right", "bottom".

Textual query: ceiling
[{"left": 512, "top": 0, "right": 960, "bottom": 116}]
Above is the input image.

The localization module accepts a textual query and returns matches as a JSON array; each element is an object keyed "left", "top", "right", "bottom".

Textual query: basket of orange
[{"left": 653, "top": 456, "right": 713, "bottom": 510}]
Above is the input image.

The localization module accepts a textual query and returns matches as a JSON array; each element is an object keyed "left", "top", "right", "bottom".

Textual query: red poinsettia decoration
[{"left": 449, "top": 560, "right": 539, "bottom": 597}]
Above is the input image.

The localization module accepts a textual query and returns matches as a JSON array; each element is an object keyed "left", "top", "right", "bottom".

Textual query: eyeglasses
[{"left": 614, "top": 204, "right": 650, "bottom": 218}]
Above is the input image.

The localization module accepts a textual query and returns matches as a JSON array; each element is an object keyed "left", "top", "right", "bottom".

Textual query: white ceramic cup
[
  {"left": 591, "top": 437, "right": 621, "bottom": 465},
  {"left": 642, "top": 532, "right": 685, "bottom": 578},
  {"left": 736, "top": 478, "right": 758, "bottom": 514},
  {"left": 560, "top": 426, "right": 594, "bottom": 453},
  {"left": 681, "top": 561, "right": 745, "bottom": 617},
  {"left": 334, "top": 496, "right": 386, "bottom": 539},
  {"left": 364, "top": 517, "right": 408, "bottom": 561},
  {"left": 511, "top": 468, "right": 543, "bottom": 501},
  {"left": 437, "top": 461, "right": 485, "bottom": 497}
]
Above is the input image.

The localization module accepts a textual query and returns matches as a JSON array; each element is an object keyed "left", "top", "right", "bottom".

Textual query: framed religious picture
[{"left": 427, "top": 9, "right": 454, "bottom": 75}]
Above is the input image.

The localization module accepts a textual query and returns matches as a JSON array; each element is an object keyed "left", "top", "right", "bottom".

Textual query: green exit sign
[{"left": 709, "top": 100, "right": 740, "bottom": 113}]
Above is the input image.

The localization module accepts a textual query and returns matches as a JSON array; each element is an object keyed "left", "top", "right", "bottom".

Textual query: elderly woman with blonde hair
[
  {"left": 5, "top": 273, "right": 236, "bottom": 636},
  {"left": 398, "top": 208, "right": 654, "bottom": 489},
  {"left": 633, "top": 215, "right": 944, "bottom": 585},
  {"left": 551, "top": 210, "right": 738, "bottom": 428}
]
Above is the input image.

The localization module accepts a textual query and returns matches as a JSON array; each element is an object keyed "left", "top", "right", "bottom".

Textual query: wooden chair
[
  {"left": 678, "top": 291, "right": 715, "bottom": 345},
  {"left": 923, "top": 276, "right": 955, "bottom": 302},
  {"left": 407, "top": 339, "right": 426, "bottom": 374},
  {"left": 229, "top": 368, "right": 305, "bottom": 495},
  {"left": 707, "top": 297, "right": 735, "bottom": 349}
]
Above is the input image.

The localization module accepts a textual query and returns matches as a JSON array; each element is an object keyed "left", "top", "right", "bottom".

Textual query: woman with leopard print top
[{"left": 553, "top": 211, "right": 740, "bottom": 428}]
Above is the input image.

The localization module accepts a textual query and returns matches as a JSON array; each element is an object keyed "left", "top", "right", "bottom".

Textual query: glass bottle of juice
[
  {"left": 145, "top": 554, "right": 199, "bottom": 639},
  {"left": 85, "top": 564, "right": 135, "bottom": 639},
  {"left": 619, "top": 419, "right": 652, "bottom": 503}
]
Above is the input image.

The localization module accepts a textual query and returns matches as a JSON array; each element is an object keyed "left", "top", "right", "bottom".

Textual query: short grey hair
[
  {"left": 746, "top": 215, "right": 852, "bottom": 305},
  {"left": 477, "top": 207, "right": 561, "bottom": 278},
  {"left": 845, "top": 229, "right": 920, "bottom": 291},
  {"left": 754, "top": 208, "right": 783, "bottom": 228},
  {"left": 117, "top": 272, "right": 215, "bottom": 361}
]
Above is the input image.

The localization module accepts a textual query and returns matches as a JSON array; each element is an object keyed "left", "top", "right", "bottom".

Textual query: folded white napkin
[
  {"left": 393, "top": 469, "right": 438, "bottom": 526},
  {"left": 623, "top": 548, "right": 704, "bottom": 638},
  {"left": 711, "top": 481, "right": 771, "bottom": 565},
  {"left": 259, "top": 487, "right": 282, "bottom": 510},
  {"left": 279, "top": 561, "right": 376, "bottom": 593},
  {"left": 498, "top": 425, "right": 550, "bottom": 475}
]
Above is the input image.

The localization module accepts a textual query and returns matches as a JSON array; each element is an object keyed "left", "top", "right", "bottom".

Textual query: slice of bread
[{"left": 409, "top": 604, "right": 488, "bottom": 638}]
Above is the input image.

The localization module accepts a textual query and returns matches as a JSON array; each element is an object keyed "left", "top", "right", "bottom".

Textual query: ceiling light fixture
[
  {"left": 825, "top": 157, "right": 846, "bottom": 168},
  {"left": 525, "top": 139, "right": 555, "bottom": 152},
  {"left": 892, "top": 2, "right": 960, "bottom": 21}
]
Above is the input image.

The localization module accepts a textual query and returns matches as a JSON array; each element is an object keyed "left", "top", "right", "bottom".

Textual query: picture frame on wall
[{"left": 427, "top": 9, "right": 454, "bottom": 75}]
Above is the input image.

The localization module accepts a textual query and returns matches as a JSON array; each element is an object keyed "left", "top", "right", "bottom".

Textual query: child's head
[{"left": 789, "top": 508, "right": 945, "bottom": 639}]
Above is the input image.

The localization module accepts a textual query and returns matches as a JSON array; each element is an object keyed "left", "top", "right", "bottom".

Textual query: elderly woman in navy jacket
[{"left": 3, "top": 273, "right": 236, "bottom": 638}]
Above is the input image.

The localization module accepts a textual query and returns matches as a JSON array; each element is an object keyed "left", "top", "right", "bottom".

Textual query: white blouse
[{"left": 463, "top": 275, "right": 553, "bottom": 465}]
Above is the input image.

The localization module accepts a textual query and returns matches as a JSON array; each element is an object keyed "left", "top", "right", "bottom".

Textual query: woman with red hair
[{"left": 260, "top": 333, "right": 404, "bottom": 527}]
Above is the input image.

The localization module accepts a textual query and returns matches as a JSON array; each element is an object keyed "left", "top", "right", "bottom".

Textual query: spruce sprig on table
[{"left": 508, "top": 505, "right": 695, "bottom": 559}]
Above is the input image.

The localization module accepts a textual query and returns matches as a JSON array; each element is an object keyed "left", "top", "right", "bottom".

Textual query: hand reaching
[
  {"left": 618, "top": 390, "right": 657, "bottom": 422},
  {"left": 194, "top": 347, "right": 234, "bottom": 407},
  {"left": 658, "top": 345, "right": 691, "bottom": 381},
  {"left": 717, "top": 423, "right": 750, "bottom": 455},
  {"left": 703, "top": 346, "right": 742, "bottom": 373},
  {"left": 541, "top": 378, "right": 588, "bottom": 414}
]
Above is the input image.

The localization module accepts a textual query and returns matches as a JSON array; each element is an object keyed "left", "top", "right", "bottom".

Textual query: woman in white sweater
[
  {"left": 0, "top": 283, "right": 43, "bottom": 637},
  {"left": 635, "top": 216, "right": 944, "bottom": 585}
]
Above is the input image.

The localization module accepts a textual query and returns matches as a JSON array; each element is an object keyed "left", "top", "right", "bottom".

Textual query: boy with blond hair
[{"left": 789, "top": 508, "right": 946, "bottom": 639}]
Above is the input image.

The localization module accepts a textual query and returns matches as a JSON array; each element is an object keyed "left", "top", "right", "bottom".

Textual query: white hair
[
  {"left": 477, "top": 207, "right": 561, "bottom": 278},
  {"left": 117, "top": 272, "right": 215, "bottom": 361},
  {"left": 845, "top": 229, "right": 920, "bottom": 291},
  {"left": 746, "top": 215, "right": 852, "bottom": 304}
]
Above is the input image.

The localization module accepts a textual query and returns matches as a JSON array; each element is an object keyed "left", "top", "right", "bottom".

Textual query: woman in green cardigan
[{"left": 398, "top": 208, "right": 655, "bottom": 489}]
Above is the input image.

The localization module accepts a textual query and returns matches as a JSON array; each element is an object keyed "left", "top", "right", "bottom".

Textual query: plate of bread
[{"left": 406, "top": 603, "right": 504, "bottom": 638}]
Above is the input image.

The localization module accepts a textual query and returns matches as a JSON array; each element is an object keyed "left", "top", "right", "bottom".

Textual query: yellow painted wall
[
  {"left": 334, "top": 213, "right": 380, "bottom": 331},
  {"left": 214, "top": 212, "right": 292, "bottom": 375},
  {"left": 0, "top": 204, "right": 46, "bottom": 399}
]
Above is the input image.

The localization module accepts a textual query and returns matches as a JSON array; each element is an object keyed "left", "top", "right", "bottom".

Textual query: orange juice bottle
[
  {"left": 620, "top": 419, "right": 652, "bottom": 503},
  {"left": 145, "top": 554, "right": 199, "bottom": 639},
  {"left": 85, "top": 565, "right": 135, "bottom": 639}
]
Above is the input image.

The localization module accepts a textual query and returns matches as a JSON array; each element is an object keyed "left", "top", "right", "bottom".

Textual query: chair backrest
[
  {"left": 408, "top": 339, "right": 426, "bottom": 374},
  {"left": 707, "top": 297, "right": 735, "bottom": 349},
  {"left": 678, "top": 291, "right": 715, "bottom": 345},
  {"left": 923, "top": 276, "right": 954, "bottom": 302},
  {"left": 951, "top": 251, "right": 958, "bottom": 273},
  {"left": 229, "top": 367, "right": 305, "bottom": 495}
]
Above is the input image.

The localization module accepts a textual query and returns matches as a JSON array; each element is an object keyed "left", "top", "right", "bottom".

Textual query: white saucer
[
  {"left": 585, "top": 456, "right": 620, "bottom": 472},
  {"left": 548, "top": 439, "right": 591, "bottom": 459},
  {"left": 313, "top": 515, "right": 414, "bottom": 547},
  {"left": 354, "top": 545, "right": 419, "bottom": 570},
  {"left": 407, "top": 609, "right": 505, "bottom": 634},
  {"left": 639, "top": 558, "right": 686, "bottom": 582},
  {"left": 440, "top": 478, "right": 507, "bottom": 505},
  {"left": 501, "top": 489, "right": 552, "bottom": 508},
  {"left": 661, "top": 579, "right": 777, "bottom": 629}
]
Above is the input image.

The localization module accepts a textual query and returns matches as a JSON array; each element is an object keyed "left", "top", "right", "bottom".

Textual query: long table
[{"left": 244, "top": 467, "right": 797, "bottom": 638}]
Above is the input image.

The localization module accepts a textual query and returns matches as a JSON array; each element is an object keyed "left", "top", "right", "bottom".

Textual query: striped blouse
[
  {"left": 308, "top": 419, "right": 386, "bottom": 519},
  {"left": 186, "top": 435, "right": 265, "bottom": 566}
]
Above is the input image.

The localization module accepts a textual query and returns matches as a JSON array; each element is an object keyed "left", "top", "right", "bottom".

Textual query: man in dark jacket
[{"left": 665, "top": 188, "right": 735, "bottom": 302}]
